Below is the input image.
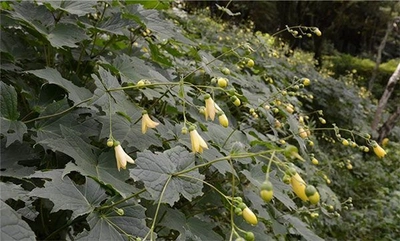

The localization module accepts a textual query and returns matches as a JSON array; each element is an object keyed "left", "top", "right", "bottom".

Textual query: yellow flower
[
  {"left": 372, "top": 141, "right": 386, "bottom": 158},
  {"left": 141, "top": 111, "right": 159, "bottom": 134},
  {"left": 189, "top": 126, "right": 208, "bottom": 153},
  {"left": 204, "top": 94, "right": 216, "bottom": 121},
  {"left": 382, "top": 138, "right": 389, "bottom": 147},
  {"left": 218, "top": 111, "right": 229, "bottom": 127},
  {"left": 114, "top": 142, "right": 135, "bottom": 171},
  {"left": 313, "top": 27, "right": 322, "bottom": 36},
  {"left": 242, "top": 207, "right": 258, "bottom": 225},
  {"left": 291, "top": 173, "right": 308, "bottom": 201},
  {"left": 299, "top": 127, "right": 308, "bottom": 139}
]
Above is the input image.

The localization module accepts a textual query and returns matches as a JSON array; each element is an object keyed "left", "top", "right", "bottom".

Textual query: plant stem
[
  {"left": 143, "top": 176, "right": 172, "bottom": 241},
  {"left": 23, "top": 98, "right": 92, "bottom": 124}
]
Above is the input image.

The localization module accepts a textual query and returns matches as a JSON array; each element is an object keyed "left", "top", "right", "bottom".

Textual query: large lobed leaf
[
  {"left": 0, "top": 82, "right": 27, "bottom": 147},
  {"left": 29, "top": 170, "right": 107, "bottom": 220},
  {"left": 39, "top": 125, "right": 137, "bottom": 197},
  {"left": 76, "top": 202, "right": 149, "bottom": 240},
  {"left": 131, "top": 146, "right": 204, "bottom": 205},
  {"left": 27, "top": 68, "right": 92, "bottom": 104},
  {"left": 0, "top": 200, "right": 36, "bottom": 241}
]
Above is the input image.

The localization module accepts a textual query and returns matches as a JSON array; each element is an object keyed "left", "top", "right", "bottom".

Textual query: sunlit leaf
[
  {"left": 0, "top": 200, "right": 35, "bottom": 241},
  {"left": 131, "top": 146, "right": 204, "bottom": 205},
  {"left": 0, "top": 182, "right": 28, "bottom": 201},
  {"left": 126, "top": 5, "right": 194, "bottom": 44},
  {"left": 42, "top": 1, "right": 97, "bottom": 16}
]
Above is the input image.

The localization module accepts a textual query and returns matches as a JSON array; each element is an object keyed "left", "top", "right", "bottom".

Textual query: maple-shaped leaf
[
  {"left": 29, "top": 170, "right": 107, "bottom": 220},
  {"left": 131, "top": 146, "right": 204, "bottom": 205}
]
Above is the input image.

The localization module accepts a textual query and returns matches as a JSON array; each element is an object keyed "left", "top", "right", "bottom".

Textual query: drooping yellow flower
[
  {"left": 189, "top": 126, "right": 208, "bottom": 153},
  {"left": 242, "top": 207, "right": 258, "bottom": 225},
  {"left": 141, "top": 111, "right": 159, "bottom": 134},
  {"left": 291, "top": 173, "right": 308, "bottom": 201},
  {"left": 372, "top": 141, "right": 386, "bottom": 159},
  {"left": 218, "top": 111, "right": 229, "bottom": 127},
  {"left": 204, "top": 94, "right": 216, "bottom": 121},
  {"left": 114, "top": 142, "right": 135, "bottom": 171}
]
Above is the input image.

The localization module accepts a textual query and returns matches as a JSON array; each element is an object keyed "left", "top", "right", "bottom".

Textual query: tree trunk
[
  {"left": 368, "top": 20, "right": 393, "bottom": 92},
  {"left": 378, "top": 106, "right": 400, "bottom": 143},
  {"left": 371, "top": 63, "right": 400, "bottom": 136}
]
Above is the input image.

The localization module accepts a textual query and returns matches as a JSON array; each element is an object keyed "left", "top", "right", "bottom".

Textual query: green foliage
[
  {"left": 1, "top": 1, "right": 398, "bottom": 241},
  {"left": 323, "top": 54, "right": 396, "bottom": 86}
]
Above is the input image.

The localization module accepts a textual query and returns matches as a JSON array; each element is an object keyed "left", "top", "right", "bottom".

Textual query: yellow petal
[
  {"left": 142, "top": 117, "right": 148, "bottom": 134},
  {"left": 291, "top": 173, "right": 308, "bottom": 201},
  {"left": 190, "top": 129, "right": 208, "bottom": 153},
  {"left": 205, "top": 98, "right": 216, "bottom": 121},
  {"left": 115, "top": 145, "right": 127, "bottom": 171},
  {"left": 197, "top": 132, "right": 208, "bottom": 151},
  {"left": 114, "top": 144, "right": 134, "bottom": 171},
  {"left": 125, "top": 154, "right": 135, "bottom": 164},
  {"left": 242, "top": 207, "right": 258, "bottom": 225},
  {"left": 373, "top": 144, "right": 386, "bottom": 158},
  {"left": 190, "top": 130, "right": 199, "bottom": 153},
  {"left": 142, "top": 113, "right": 159, "bottom": 134},
  {"left": 218, "top": 114, "right": 229, "bottom": 127}
]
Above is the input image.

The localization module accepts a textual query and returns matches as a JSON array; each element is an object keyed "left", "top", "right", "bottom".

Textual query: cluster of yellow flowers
[
  {"left": 203, "top": 94, "right": 229, "bottom": 128},
  {"left": 109, "top": 110, "right": 160, "bottom": 171},
  {"left": 109, "top": 92, "right": 233, "bottom": 170}
]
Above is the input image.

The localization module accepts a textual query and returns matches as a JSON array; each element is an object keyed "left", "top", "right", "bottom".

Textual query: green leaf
[
  {"left": 0, "top": 81, "right": 27, "bottom": 147},
  {"left": 0, "top": 200, "right": 35, "bottom": 241},
  {"left": 0, "top": 82, "right": 19, "bottom": 120},
  {"left": 29, "top": 170, "right": 107, "bottom": 220},
  {"left": 91, "top": 66, "right": 141, "bottom": 115},
  {"left": 159, "top": 208, "right": 223, "bottom": 240},
  {"left": 27, "top": 68, "right": 92, "bottom": 104},
  {"left": 0, "top": 140, "right": 37, "bottom": 177},
  {"left": 0, "top": 182, "right": 28, "bottom": 201},
  {"left": 76, "top": 203, "right": 149, "bottom": 240},
  {"left": 33, "top": 100, "right": 99, "bottom": 144},
  {"left": 131, "top": 146, "right": 204, "bottom": 205},
  {"left": 39, "top": 125, "right": 137, "bottom": 197},
  {"left": 205, "top": 123, "right": 249, "bottom": 151},
  {"left": 96, "top": 12, "right": 136, "bottom": 36},
  {"left": 10, "top": 2, "right": 54, "bottom": 36},
  {"left": 126, "top": 0, "right": 171, "bottom": 10},
  {"left": 186, "top": 217, "right": 224, "bottom": 241},
  {"left": 43, "top": 1, "right": 97, "bottom": 16},
  {"left": 99, "top": 114, "right": 162, "bottom": 150},
  {"left": 47, "top": 23, "right": 89, "bottom": 48},
  {"left": 126, "top": 5, "right": 193, "bottom": 44},
  {"left": 282, "top": 214, "right": 324, "bottom": 241},
  {"left": 0, "top": 118, "right": 27, "bottom": 147},
  {"left": 64, "top": 150, "right": 139, "bottom": 198}
]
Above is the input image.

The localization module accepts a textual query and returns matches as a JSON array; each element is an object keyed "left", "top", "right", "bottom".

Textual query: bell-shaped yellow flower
[
  {"left": 242, "top": 207, "right": 258, "bottom": 225},
  {"left": 114, "top": 142, "right": 135, "bottom": 171},
  {"left": 291, "top": 173, "right": 308, "bottom": 201},
  {"left": 372, "top": 141, "right": 386, "bottom": 158},
  {"left": 141, "top": 111, "right": 159, "bottom": 134},
  {"left": 204, "top": 94, "right": 216, "bottom": 121},
  {"left": 189, "top": 126, "right": 208, "bottom": 153},
  {"left": 218, "top": 111, "right": 229, "bottom": 128}
]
